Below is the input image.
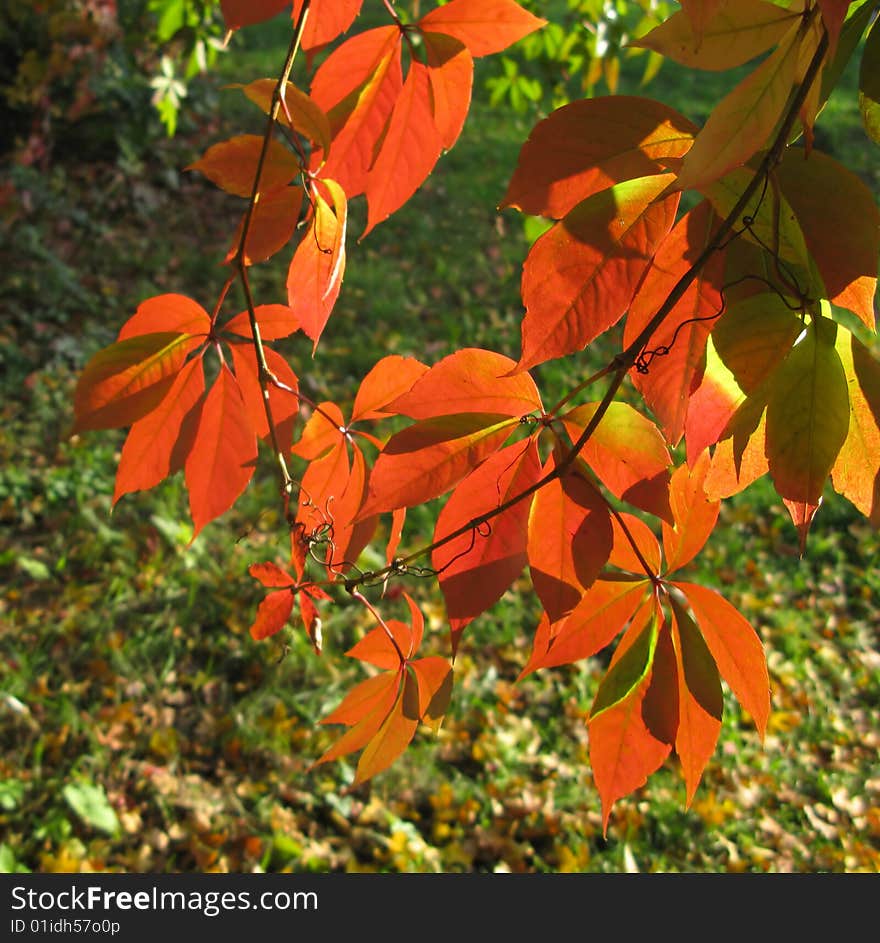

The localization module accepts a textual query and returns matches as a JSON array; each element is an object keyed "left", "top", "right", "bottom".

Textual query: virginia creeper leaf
[
  {"left": 113, "top": 357, "right": 205, "bottom": 504},
  {"left": 223, "top": 304, "right": 301, "bottom": 341},
  {"left": 295, "top": 439, "right": 350, "bottom": 541},
  {"left": 325, "top": 444, "right": 378, "bottom": 573},
  {"left": 249, "top": 561, "right": 296, "bottom": 588},
  {"left": 292, "top": 0, "right": 364, "bottom": 51},
  {"left": 187, "top": 135, "right": 299, "bottom": 198},
  {"left": 363, "top": 61, "right": 443, "bottom": 236},
  {"left": 184, "top": 363, "right": 258, "bottom": 538},
  {"left": 661, "top": 450, "right": 720, "bottom": 574},
  {"left": 527, "top": 457, "right": 613, "bottom": 622},
  {"left": 291, "top": 401, "right": 345, "bottom": 461},
  {"left": 517, "top": 174, "right": 679, "bottom": 373},
  {"left": 418, "top": 0, "right": 546, "bottom": 57},
  {"left": 501, "top": 97, "right": 696, "bottom": 219},
  {"left": 624, "top": 199, "right": 725, "bottom": 446},
  {"left": 346, "top": 619, "right": 411, "bottom": 671},
  {"left": 225, "top": 186, "right": 303, "bottom": 266},
  {"left": 287, "top": 178, "right": 347, "bottom": 350},
  {"left": 675, "top": 21, "right": 801, "bottom": 192},
  {"left": 590, "top": 601, "right": 659, "bottom": 719},
  {"left": 860, "top": 13, "right": 880, "bottom": 143},
  {"left": 432, "top": 439, "right": 542, "bottom": 644},
  {"left": 350, "top": 356, "right": 429, "bottom": 423},
  {"left": 117, "top": 294, "right": 210, "bottom": 341},
  {"left": 778, "top": 148, "right": 879, "bottom": 329},
  {"left": 235, "top": 78, "right": 332, "bottom": 155},
  {"left": 388, "top": 348, "right": 542, "bottom": 420},
  {"left": 423, "top": 32, "right": 474, "bottom": 151},
  {"left": 249, "top": 589, "right": 295, "bottom": 641},
  {"left": 563, "top": 401, "right": 673, "bottom": 522},
  {"left": 320, "top": 672, "right": 399, "bottom": 728},
  {"left": 831, "top": 330, "right": 880, "bottom": 525},
  {"left": 73, "top": 332, "right": 199, "bottom": 433},
  {"left": 766, "top": 316, "right": 850, "bottom": 505},
  {"left": 221, "top": 0, "right": 289, "bottom": 30},
  {"left": 360, "top": 414, "right": 518, "bottom": 516},
  {"left": 683, "top": 337, "right": 746, "bottom": 465},
  {"left": 353, "top": 671, "right": 420, "bottom": 786},
  {"left": 411, "top": 657, "right": 454, "bottom": 731},
  {"left": 704, "top": 411, "right": 769, "bottom": 500},
  {"left": 641, "top": 620, "right": 679, "bottom": 747},
  {"left": 608, "top": 512, "right": 662, "bottom": 575},
  {"left": 669, "top": 594, "right": 723, "bottom": 807},
  {"left": 674, "top": 581, "right": 770, "bottom": 738},
  {"left": 631, "top": 1, "right": 802, "bottom": 72},
  {"left": 227, "top": 342, "right": 300, "bottom": 452}
]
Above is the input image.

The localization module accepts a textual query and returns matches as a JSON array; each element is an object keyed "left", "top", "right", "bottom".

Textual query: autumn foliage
[{"left": 73, "top": 0, "right": 880, "bottom": 829}]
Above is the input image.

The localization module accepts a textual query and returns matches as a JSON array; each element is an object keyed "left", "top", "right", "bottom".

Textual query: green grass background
[{"left": 1, "top": 7, "right": 879, "bottom": 873}]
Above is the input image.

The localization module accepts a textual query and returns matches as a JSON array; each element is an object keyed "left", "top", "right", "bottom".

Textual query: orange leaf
[
  {"left": 353, "top": 671, "right": 420, "bottom": 785},
  {"left": 113, "top": 357, "right": 205, "bottom": 504},
  {"left": 682, "top": 338, "right": 745, "bottom": 465},
  {"left": 320, "top": 671, "right": 399, "bottom": 728},
  {"left": 227, "top": 343, "right": 300, "bottom": 452},
  {"left": 516, "top": 174, "right": 679, "bottom": 373},
  {"left": 678, "top": 0, "right": 726, "bottom": 42},
  {"left": 704, "top": 412, "right": 768, "bottom": 500},
  {"left": 418, "top": 0, "right": 546, "bottom": 57},
  {"left": 661, "top": 450, "right": 719, "bottom": 573},
  {"left": 346, "top": 619, "right": 411, "bottom": 670},
  {"left": 293, "top": 0, "right": 364, "bottom": 51},
  {"left": 782, "top": 497, "right": 822, "bottom": 555},
  {"left": 669, "top": 595, "right": 723, "bottom": 807},
  {"left": 527, "top": 457, "right": 613, "bottom": 623},
  {"left": 296, "top": 439, "right": 350, "bottom": 539},
  {"left": 222, "top": 304, "right": 301, "bottom": 341},
  {"left": 433, "top": 439, "right": 542, "bottom": 645},
  {"left": 501, "top": 97, "right": 696, "bottom": 219},
  {"left": 423, "top": 32, "right": 473, "bottom": 151},
  {"left": 411, "top": 656, "right": 454, "bottom": 730},
  {"left": 363, "top": 61, "right": 443, "bottom": 236},
  {"left": 535, "top": 579, "right": 650, "bottom": 671},
  {"left": 287, "top": 178, "right": 347, "bottom": 350},
  {"left": 589, "top": 664, "right": 671, "bottom": 835},
  {"left": 388, "top": 348, "right": 543, "bottom": 420},
  {"left": 187, "top": 135, "right": 299, "bottom": 198},
  {"left": 184, "top": 364, "right": 258, "bottom": 538},
  {"left": 817, "top": 0, "right": 851, "bottom": 57},
  {"left": 117, "top": 294, "right": 211, "bottom": 341},
  {"left": 624, "top": 199, "right": 725, "bottom": 446},
  {"left": 675, "top": 20, "right": 801, "bottom": 192},
  {"left": 350, "top": 356, "right": 429, "bottom": 423},
  {"left": 249, "top": 588, "right": 295, "bottom": 640},
  {"left": 778, "top": 148, "right": 878, "bottom": 330},
  {"left": 291, "top": 402, "right": 346, "bottom": 461},
  {"left": 325, "top": 444, "right": 378, "bottom": 573},
  {"left": 674, "top": 581, "right": 770, "bottom": 739},
  {"left": 609, "top": 513, "right": 662, "bottom": 575},
  {"left": 73, "top": 332, "right": 200, "bottom": 433},
  {"left": 359, "top": 414, "right": 518, "bottom": 516},
  {"left": 235, "top": 78, "right": 331, "bottom": 154},
  {"left": 249, "top": 561, "right": 296, "bottom": 588},
  {"left": 221, "top": 0, "right": 290, "bottom": 30},
  {"left": 563, "top": 401, "right": 672, "bottom": 522},
  {"left": 311, "top": 27, "right": 402, "bottom": 197},
  {"left": 225, "top": 186, "right": 303, "bottom": 266}
]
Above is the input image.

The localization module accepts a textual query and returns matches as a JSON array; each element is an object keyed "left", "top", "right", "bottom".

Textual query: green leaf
[
  {"left": 859, "top": 13, "right": 880, "bottom": 143},
  {"left": 591, "top": 605, "right": 659, "bottom": 719},
  {"left": 62, "top": 781, "right": 121, "bottom": 837}
]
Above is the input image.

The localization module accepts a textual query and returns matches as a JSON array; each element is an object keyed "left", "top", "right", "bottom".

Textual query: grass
[{"left": 1, "top": 9, "right": 879, "bottom": 873}]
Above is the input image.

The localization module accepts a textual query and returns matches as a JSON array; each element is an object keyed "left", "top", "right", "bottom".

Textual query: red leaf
[
  {"left": 562, "top": 401, "right": 672, "bottom": 522},
  {"left": 223, "top": 304, "right": 301, "bottom": 341},
  {"left": 225, "top": 186, "right": 303, "bottom": 266},
  {"left": 287, "top": 178, "right": 347, "bottom": 350},
  {"left": 782, "top": 497, "right": 822, "bottom": 555},
  {"left": 817, "top": 0, "right": 852, "bottom": 56},
  {"left": 249, "top": 588, "right": 295, "bottom": 641},
  {"left": 418, "top": 0, "right": 546, "bottom": 57},
  {"left": 423, "top": 32, "right": 473, "bottom": 151},
  {"left": 292, "top": 0, "right": 364, "bottom": 51},
  {"left": 249, "top": 561, "right": 296, "bottom": 588},
  {"left": 674, "top": 581, "right": 770, "bottom": 739},
  {"left": 73, "top": 332, "right": 200, "bottom": 433},
  {"left": 527, "top": 457, "right": 613, "bottom": 623},
  {"left": 310, "top": 28, "right": 403, "bottom": 197},
  {"left": 228, "top": 342, "right": 300, "bottom": 452},
  {"left": 221, "top": 0, "right": 290, "bottom": 30},
  {"left": 117, "top": 294, "right": 211, "bottom": 341},
  {"left": 661, "top": 450, "right": 719, "bottom": 573},
  {"left": 363, "top": 61, "right": 443, "bottom": 236},
  {"left": 184, "top": 363, "right": 258, "bottom": 538},
  {"left": 624, "top": 199, "right": 725, "bottom": 446},
  {"left": 501, "top": 97, "right": 696, "bottom": 219},
  {"left": 113, "top": 358, "right": 205, "bottom": 504},
  {"left": 516, "top": 174, "right": 679, "bottom": 373},
  {"left": 350, "top": 356, "right": 429, "bottom": 423},
  {"left": 433, "top": 439, "right": 542, "bottom": 644},
  {"left": 388, "top": 348, "right": 543, "bottom": 420},
  {"left": 669, "top": 595, "right": 723, "bottom": 807},
  {"left": 359, "top": 414, "right": 518, "bottom": 516},
  {"left": 187, "top": 135, "right": 299, "bottom": 198}
]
